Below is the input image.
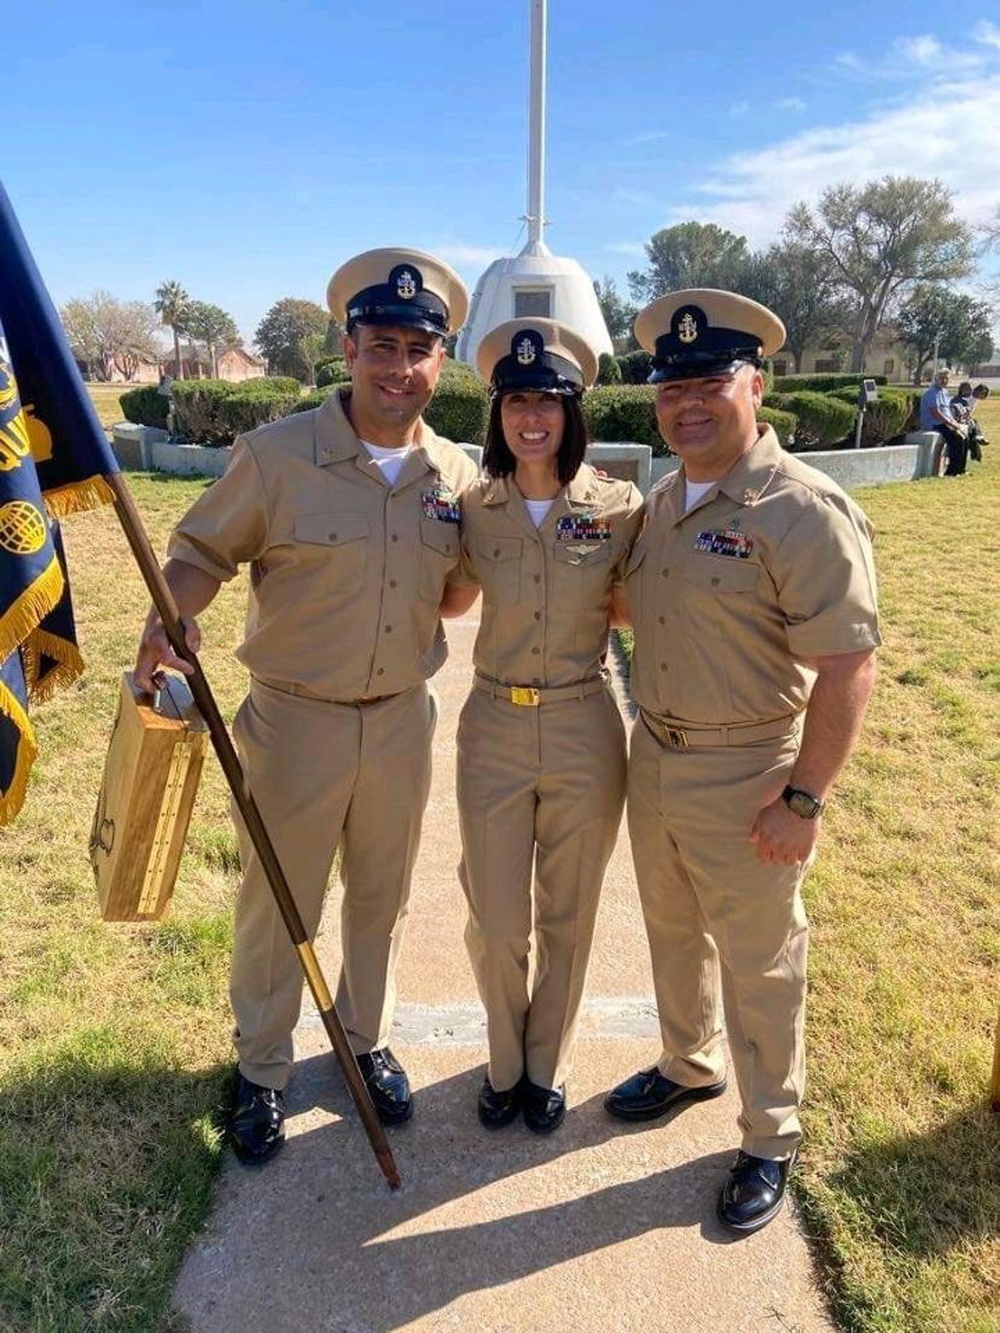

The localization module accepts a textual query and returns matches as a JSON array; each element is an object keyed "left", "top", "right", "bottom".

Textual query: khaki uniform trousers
[
  {"left": 229, "top": 678, "right": 436, "bottom": 1090},
  {"left": 457, "top": 683, "right": 626, "bottom": 1092},
  {"left": 627, "top": 715, "right": 808, "bottom": 1160}
]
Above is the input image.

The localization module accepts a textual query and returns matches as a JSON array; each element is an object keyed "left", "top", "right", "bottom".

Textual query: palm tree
[{"left": 154, "top": 280, "right": 190, "bottom": 379}]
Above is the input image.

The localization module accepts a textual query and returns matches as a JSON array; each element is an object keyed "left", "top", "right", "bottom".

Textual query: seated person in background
[
  {"left": 951, "top": 381, "right": 990, "bottom": 462},
  {"left": 919, "top": 368, "right": 967, "bottom": 476}
]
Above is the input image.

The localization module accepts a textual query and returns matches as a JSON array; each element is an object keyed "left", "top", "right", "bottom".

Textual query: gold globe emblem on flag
[
  {"left": 0, "top": 359, "right": 32, "bottom": 472},
  {"left": 0, "top": 499, "right": 47, "bottom": 555}
]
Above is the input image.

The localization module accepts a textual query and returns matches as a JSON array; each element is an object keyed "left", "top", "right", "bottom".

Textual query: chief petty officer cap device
[
  {"left": 327, "top": 247, "right": 469, "bottom": 339},
  {"left": 634, "top": 288, "right": 786, "bottom": 383},
  {"left": 475, "top": 317, "right": 599, "bottom": 400}
]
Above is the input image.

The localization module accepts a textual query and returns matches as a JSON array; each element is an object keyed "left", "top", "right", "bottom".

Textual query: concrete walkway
[{"left": 172, "top": 611, "right": 835, "bottom": 1333}]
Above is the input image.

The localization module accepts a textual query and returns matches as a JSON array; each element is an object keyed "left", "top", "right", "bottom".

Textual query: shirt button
[
  {"left": 660, "top": 662, "right": 668, "bottom": 672},
  {"left": 385, "top": 625, "right": 392, "bottom": 633},
  {"left": 493, "top": 547, "right": 501, "bottom": 557},
  {"left": 533, "top": 574, "right": 541, "bottom": 583},
  {"left": 531, "top": 646, "right": 540, "bottom": 655},
  {"left": 711, "top": 576, "right": 720, "bottom": 587},
  {"left": 389, "top": 579, "right": 397, "bottom": 589},
  {"left": 661, "top": 568, "right": 669, "bottom": 577},
  {"left": 532, "top": 676, "right": 541, "bottom": 685},
  {"left": 329, "top": 532, "right": 337, "bottom": 541},
  {"left": 376, "top": 667, "right": 385, "bottom": 676},
  {"left": 534, "top": 611, "right": 541, "bottom": 621},
  {"left": 391, "top": 534, "right": 399, "bottom": 542},
  {"left": 658, "top": 614, "right": 665, "bottom": 625}
]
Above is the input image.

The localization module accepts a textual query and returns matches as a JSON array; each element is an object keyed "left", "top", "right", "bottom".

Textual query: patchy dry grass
[{"left": 0, "top": 399, "right": 996, "bottom": 1330}]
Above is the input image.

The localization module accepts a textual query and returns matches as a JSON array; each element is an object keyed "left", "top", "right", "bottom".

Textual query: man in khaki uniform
[
  {"left": 604, "top": 290, "right": 880, "bottom": 1233},
  {"left": 443, "top": 319, "right": 642, "bottom": 1133},
  {"left": 135, "top": 248, "right": 477, "bottom": 1164}
]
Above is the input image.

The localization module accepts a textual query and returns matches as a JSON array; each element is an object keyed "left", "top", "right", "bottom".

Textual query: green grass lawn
[{"left": 0, "top": 398, "right": 996, "bottom": 1331}]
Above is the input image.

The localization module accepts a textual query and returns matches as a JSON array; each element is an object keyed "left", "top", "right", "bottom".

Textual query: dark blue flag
[{"left": 0, "top": 182, "right": 120, "bottom": 823}]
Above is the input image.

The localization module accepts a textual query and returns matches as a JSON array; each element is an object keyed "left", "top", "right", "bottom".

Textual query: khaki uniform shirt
[
  {"left": 626, "top": 427, "right": 881, "bottom": 724},
  {"left": 168, "top": 386, "right": 478, "bottom": 701},
  {"left": 454, "top": 463, "right": 643, "bottom": 688}
]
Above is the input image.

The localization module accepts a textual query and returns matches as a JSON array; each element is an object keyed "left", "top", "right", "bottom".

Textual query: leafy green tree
[
  {"left": 737, "top": 242, "right": 847, "bottom": 373},
  {"left": 897, "top": 285, "right": 995, "bottom": 383},
  {"left": 61, "top": 291, "right": 160, "bottom": 382},
  {"left": 593, "top": 277, "right": 638, "bottom": 353},
  {"left": 254, "top": 298, "right": 329, "bottom": 381},
  {"left": 154, "top": 279, "right": 190, "bottom": 379},
  {"left": 183, "top": 301, "right": 241, "bottom": 377},
  {"left": 628, "top": 222, "right": 751, "bottom": 303},
  {"left": 785, "top": 176, "right": 975, "bottom": 371}
]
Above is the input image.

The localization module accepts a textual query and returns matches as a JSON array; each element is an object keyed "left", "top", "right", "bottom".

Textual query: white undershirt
[
  {"left": 524, "top": 498, "right": 556, "bottom": 527},
  {"left": 684, "top": 479, "right": 717, "bottom": 512},
  {"left": 362, "top": 439, "right": 411, "bottom": 487}
]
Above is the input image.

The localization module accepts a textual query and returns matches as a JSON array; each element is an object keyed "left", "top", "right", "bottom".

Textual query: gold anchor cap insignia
[{"left": 678, "top": 312, "right": 699, "bottom": 344}]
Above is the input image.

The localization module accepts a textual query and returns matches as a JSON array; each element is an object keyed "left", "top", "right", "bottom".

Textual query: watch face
[{"left": 786, "top": 788, "right": 822, "bottom": 819}]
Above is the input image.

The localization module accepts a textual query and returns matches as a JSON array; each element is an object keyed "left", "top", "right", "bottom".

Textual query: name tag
[
  {"left": 693, "top": 528, "right": 755, "bottom": 559},
  {"left": 421, "top": 487, "right": 461, "bottom": 524}
]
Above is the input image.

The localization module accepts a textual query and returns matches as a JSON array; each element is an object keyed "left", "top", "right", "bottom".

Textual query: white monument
[{"left": 456, "top": 0, "right": 613, "bottom": 368}]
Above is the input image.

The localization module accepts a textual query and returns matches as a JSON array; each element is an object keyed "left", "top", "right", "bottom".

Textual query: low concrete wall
[
  {"left": 112, "top": 424, "right": 937, "bottom": 494},
  {"left": 651, "top": 436, "right": 938, "bottom": 491}
]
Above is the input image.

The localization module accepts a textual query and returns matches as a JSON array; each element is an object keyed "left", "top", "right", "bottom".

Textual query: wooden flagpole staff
[{"left": 107, "top": 473, "right": 402, "bottom": 1190}]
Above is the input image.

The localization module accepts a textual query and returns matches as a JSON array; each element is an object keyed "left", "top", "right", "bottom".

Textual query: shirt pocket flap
[
  {"left": 475, "top": 535, "right": 523, "bottom": 562},
  {"left": 683, "top": 556, "right": 759, "bottom": 593},
  {"left": 420, "top": 519, "right": 460, "bottom": 556},
  {"left": 294, "top": 513, "right": 369, "bottom": 546}
]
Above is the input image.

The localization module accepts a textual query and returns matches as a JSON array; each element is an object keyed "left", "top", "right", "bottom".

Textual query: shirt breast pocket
[
  {"left": 683, "top": 555, "right": 759, "bottom": 593},
  {"left": 474, "top": 534, "right": 523, "bottom": 606},
  {"left": 418, "top": 517, "right": 461, "bottom": 599},
  {"left": 293, "top": 513, "right": 369, "bottom": 596}
]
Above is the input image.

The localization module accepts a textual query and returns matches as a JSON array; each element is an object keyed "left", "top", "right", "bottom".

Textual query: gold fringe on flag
[
  {"left": 0, "top": 555, "right": 64, "bottom": 663},
  {"left": 22, "top": 628, "right": 85, "bottom": 702},
  {"left": 42, "top": 474, "right": 117, "bottom": 519},
  {"left": 0, "top": 675, "right": 37, "bottom": 825}
]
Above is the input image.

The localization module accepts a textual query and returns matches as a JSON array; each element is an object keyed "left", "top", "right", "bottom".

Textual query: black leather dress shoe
[
  {"left": 230, "top": 1073, "right": 285, "bottom": 1165},
  {"left": 356, "top": 1047, "right": 412, "bottom": 1125},
  {"left": 717, "top": 1150, "right": 795, "bottom": 1233},
  {"left": 478, "top": 1076, "right": 524, "bottom": 1129},
  {"left": 604, "top": 1067, "right": 727, "bottom": 1122},
  {"left": 523, "top": 1081, "right": 566, "bottom": 1134}
]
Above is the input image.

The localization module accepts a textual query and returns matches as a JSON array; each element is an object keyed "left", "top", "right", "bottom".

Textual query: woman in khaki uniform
[{"left": 443, "top": 319, "right": 642, "bottom": 1133}]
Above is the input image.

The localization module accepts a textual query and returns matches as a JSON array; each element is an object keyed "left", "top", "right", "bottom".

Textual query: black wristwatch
[{"left": 782, "top": 785, "right": 825, "bottom": 819}]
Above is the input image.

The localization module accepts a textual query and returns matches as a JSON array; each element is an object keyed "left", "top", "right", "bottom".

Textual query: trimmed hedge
[
  {"left": 757, "top": 406, "right": 798, "bottom": 447},
  {"left": 771, "top": 373, "right": 887, "bottom": 394},
  {"left": 119, "top": 385, "right": 169, "bottom": 430},
  {"left": 171, "top": 378, "right": 302, "bottom": 446},
  {"left": 827, "top": 386, "right": 916, "bottom": 446},
  {"left": 423, "top": 377, "right": 489, "bottom": 444},
  {"left": 584, "top": 385, "right": 662, "bottom": 451},
  {"left": 616, "top": 350, "right": 654, "bottom": 384},
  {"left": 597, "top": 352, "right": 622, "bottom": 385},
  {"left": 316, "top": 359, "right": 351, "bottom": 389},
  {"left": 771, "top": 391, "right": 856, "bottom": 451}
]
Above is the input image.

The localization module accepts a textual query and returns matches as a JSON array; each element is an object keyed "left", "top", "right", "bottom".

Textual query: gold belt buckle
[
  {"left": 510, "top": 686, "right": 541, "bottom": 707},
  {"left": 665, "top": 726, "right": 688, "bottom": 748}
]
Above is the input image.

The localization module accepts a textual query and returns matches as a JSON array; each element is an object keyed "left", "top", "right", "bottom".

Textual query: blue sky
[{"left": 7, "top": 0, "right": 1000, "bottom": 345}]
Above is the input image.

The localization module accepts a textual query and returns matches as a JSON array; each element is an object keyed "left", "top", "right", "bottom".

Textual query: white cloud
[
  {"left": 776, "top": 97, "right": 806, "bottom": 113},
  {"left": 659, "top": 63, "right": 1000, "bottom": 250},
  {"left": 605, "top": 241, "right": 647, "bottom": 257},
  {"left": 974, "top": 19, "right": 1000, "bottom": 49},
  {"left": 620, "top": 130, "right": 669, "bottom": 146}
]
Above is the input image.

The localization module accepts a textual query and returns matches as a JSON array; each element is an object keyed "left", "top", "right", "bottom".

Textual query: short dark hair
[{"left": 482, "top": 393, "right": 589, "bottom": 484}]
